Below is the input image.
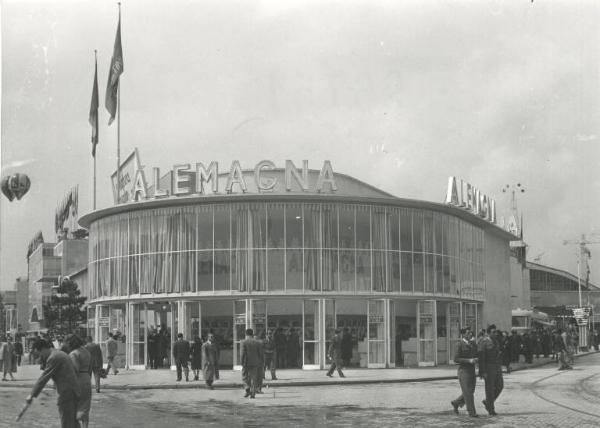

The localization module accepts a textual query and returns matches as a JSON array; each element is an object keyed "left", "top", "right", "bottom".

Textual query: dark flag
[
  {"left": 90, "top": 53, "right": 99, "bottom": 156},
  {"left": 106, "top": 10, "right": 124, "bottom": 125}
]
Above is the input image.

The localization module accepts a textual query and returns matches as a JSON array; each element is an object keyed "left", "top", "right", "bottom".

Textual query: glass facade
[{"left": 89, "top": 203, "right": 485, "bottom": 299}]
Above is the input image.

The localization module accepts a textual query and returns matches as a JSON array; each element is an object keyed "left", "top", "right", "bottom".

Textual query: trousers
[
  {"left": 57, "top": 390, "right": 79, "bottom": 428},
  {"left": 242, "top": 366, "right": 259, "bottom": 396},
  {"left": 483, "top": 365, "right": 504, "bottom": 409},
  {"left": 454, "top": 366, "right": 476, "bottom": 415}
]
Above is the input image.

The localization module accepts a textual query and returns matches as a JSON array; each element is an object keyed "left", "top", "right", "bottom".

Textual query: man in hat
[
  {"left": 451, "top": 327, "right": 478, "bottom": 417},
  {"left": 25, "top": 339, "right": 81, "bottom": 428},
  {"left": 478, "top": 324, "right": 503, "bottom": 416},
  {"left": 326, "top": 328, "right": 346, "bottom": 378},
  {"left": 172, "top": 333, "right": 191, "bottom": 382},
  {"left": 241, "top": 328, "right": 263, "bottom": 398}
]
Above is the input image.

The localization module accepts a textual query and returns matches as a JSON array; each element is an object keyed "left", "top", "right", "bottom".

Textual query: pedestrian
[
  {"left": 105, "top": 333, "right": 119, "bottom": 375},
  {"left": 553, "top": 329, "right": 571, "bottom": 370},
  {"left": 326, "top": 328, "right": 345, "bottom": 378},
  {"left": 451, "top": 327, "right": 478, "bottom": 418},
  {"left": 521, "top": 332, "right": 532, "bottom": 364},
  {"left": 263, "top": 329, "right": 277, "bottom": 380},
  {"left": 84, "top": 336, "right": 103, "bottom": 393},
  {"left": 500, "top": 331, "right": 512, "bottom": 374},
  {"left": 190, "top": 336, "right": 203, "bottom": 381},
  {"left": 1, "top": 335, "right": 16, "bottom": 381},
  {"left": 172, "top": 333, "right": 191, "bottom": 382},
  {"left": 478, "top": 324, "right": 503, "bottom": 416},
  {"left": 510, "top": 330, "right": 521, "bottom": 363},
  {"left": 24, "top": 339, "right": 81, "bottom": 428},
  {"left": 14, "top": 337, "right": 24, "bottom": 367},
  {"left": 287, "top": 327, "right": 301, "bottom": 368},
  {"left": 147, "top": 328, "right": 159, "bottom": 369},
  {"left": 201, "top": 333, "right": 219, "bottom": 389},
  {"left": 274, "top": 328, "right": 287, "bottom": 369},
  {"left": 341, "top": 327, "right": 353, "bottom": 367},
  {"left": 66, "top": 335, "right": 93, "bottom": 428},
  {"left": 592, "top": 329, "right": 599, "bottom": 351},
  {"left": 241, "top": 328, "right": 263, "bottom": 399}
]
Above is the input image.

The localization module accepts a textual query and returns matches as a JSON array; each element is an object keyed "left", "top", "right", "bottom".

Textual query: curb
[{"left": 1, "top": 351, "right": 595, "bottom": 391}]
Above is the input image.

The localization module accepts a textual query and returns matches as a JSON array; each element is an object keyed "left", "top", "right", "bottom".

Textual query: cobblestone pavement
[{"left": 2, "top": 352, "right": 599, "bottom": 427}]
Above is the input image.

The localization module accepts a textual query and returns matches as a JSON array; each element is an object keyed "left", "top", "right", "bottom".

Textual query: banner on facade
[{"left": 572, "top": 307, "right": 591, "bottom": 326}]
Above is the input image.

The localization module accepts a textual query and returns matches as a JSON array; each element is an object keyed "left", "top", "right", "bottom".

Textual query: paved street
[{"left": 2, "top": 352, "right": 599, "bottom": 427}]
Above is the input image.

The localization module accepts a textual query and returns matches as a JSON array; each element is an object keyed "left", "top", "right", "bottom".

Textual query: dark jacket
[
  {"left": 328, "top": 334, "right": 343, "bottom": 360},
  {"left": 84, "top": 342, "right": 103, "bottom": 369},
  {"left": 454, "top": 339, "right": 478, "bottom": 368},
  {"left": 478, "top": 335, "right": 501, "bottom": 375},
  {"left": 30, "top": 349, "right": 81, "bottom": 400},
  {"left": 241, "top": 337, "right": 263, "bottom": 368},
  {"left": 172, "top": 339, "right": 191, "bottom": 362}
]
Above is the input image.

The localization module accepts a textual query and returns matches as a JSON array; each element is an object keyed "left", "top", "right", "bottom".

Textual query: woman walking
[
  {"left": 67, "top": 335, "right": 93, "bottom": 428},
  {"left": 1, "top": 335, "right": 16, "bottom": 381},
  {"left": 190, "top": 336, "right": 203, "bottom": 381}
]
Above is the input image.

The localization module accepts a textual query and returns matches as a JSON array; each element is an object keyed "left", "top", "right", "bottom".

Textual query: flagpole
[
  {"left": 116, "top": 2, "right": 121, "bottom": 204},
  {"left": 94, "top": 50, "right": 97, "bottom": 210}
]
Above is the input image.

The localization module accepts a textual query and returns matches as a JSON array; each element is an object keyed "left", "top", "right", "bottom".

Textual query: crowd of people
[{"left": 451, "top": 323, "right": 599, "bottom": 418}]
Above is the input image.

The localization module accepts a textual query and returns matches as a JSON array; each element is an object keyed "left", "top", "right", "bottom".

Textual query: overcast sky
[{"left": 1, "top": 0, "right": 599, "bottom": 292}]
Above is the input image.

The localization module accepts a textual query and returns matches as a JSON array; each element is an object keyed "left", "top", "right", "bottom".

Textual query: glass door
[
  {"left": 368, "top": 300, "right": 386, "bottom": 368},
  {"left": 303, "top": 300, "right": 320, "bottom": 369},
  {"left": 462, "top": 303, "right": 478, "bottom": 334},
  {"left": 417, "top": 300, "right": 436, "bottom": 366},
  {"left": 233, "top": 300, "right": 248, "bottom": 370},
  {"left": 184, "top": 302, "right": 201, "bottom": 341},
  {"left": 251, "top": 300, "right": 267, "bottom": 340},
  {"left": 447, "top": 302, "right": 461, "bottom": 365},
  {"left": 128, "top": 303, "right": 146, "bottom": 369}
]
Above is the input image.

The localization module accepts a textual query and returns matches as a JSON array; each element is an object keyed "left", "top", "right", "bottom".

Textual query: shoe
[
  {"left": 114, "top": 370, "right": 119, "bottom": 375},
  {"left": 339, "top": 374, "right": 346, "bottom": 378},
  {"left": 469, "top": 414, "right": 479, "bottom": 418},
  {"left": 1, "top": 378, "right": 6, "bottom": 382},
  {"left": 176, "top": 379, "right": 181, "bottom": 382},
  {"left": 209, "top": 385, "right": 214, "bottom": 390},
  {"left": 271, "top": 377, "right": 278, "bottom": 380},
  {"left": 194, "top": 376, "right": 199, "bottom": 381},
  {"left": 250, "top": 394, "right": 255, "bottom": 399},
  {"left": 96, "top": 389, "right": 100, "bottom": 393},
  {"left": 244, "top": 390, "right": 251, "bottom": 398},
  {"left": 489, "top": 410, "right": 498, "bottom": 416},
  {"left": 451, "top": 401, "right": 459, "bottom": 415},
  {"left": 326, "top": 373, "right": 333, "bottom": 377}
]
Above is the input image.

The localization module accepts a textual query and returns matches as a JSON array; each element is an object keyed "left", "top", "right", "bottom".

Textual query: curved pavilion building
[{"left": 79, "top": 164, "right": 516, "bottom": 369}]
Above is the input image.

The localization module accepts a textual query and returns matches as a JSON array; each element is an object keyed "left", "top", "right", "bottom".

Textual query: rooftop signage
[
  {"left": 445, "top": 176, "right": 496, "bottom": 224},
  {"left": 113, "top": 154, "right": 338, "bottom": 204}
]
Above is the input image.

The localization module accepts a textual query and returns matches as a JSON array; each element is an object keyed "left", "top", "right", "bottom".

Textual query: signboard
[
  {"left": 369, "top": 315, "right": 384, "bottom": 324},
  {"left": 234, "top": 314, "right": 246, "bottom": 325},
  {"left": 111, "top": 148, "right": 144, "bottom": 205},
  {"left": 252, "top": 314, "right": 266, "bottom": 325},
  {"left": 118, "top": 158, "right": 338, "bottom": 202},
  {"left": 98, "top": 317, "right": 110, "bottom": 328},
  {"left": 445, "top": 177, "right": 496, "bottom": 224},
  {"left": 572, "top": 307, "right": 591, "bottom": 326}
]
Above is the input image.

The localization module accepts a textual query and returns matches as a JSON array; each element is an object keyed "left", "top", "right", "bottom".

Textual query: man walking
[
  {"left": 25, "top": 339, "right": 81, "bottom": 428},
  {"left": 84, "top": 336, "right": 103, "bottom": 393},
  {"left": 451, "top": 327, "right": 478, "bottom": 417},
  {"left": 263, "top": 329, "right": 277, "bottom": 380},
  {"left": 172, "top": 333, "right": 191, "bottom": 382},
  {"left": 553, "top": 329, "right": 571, "bottom": 370},
  {"left": 478, "top": 324, "right": 503, "bottom": 416},
  {"left": 202, "top": 333, "right": 219, "bottom": 389},
  {"left": 105, "top": 333, "right": 119, "bottom": 375},
  {"left": 326, "top": 328, "right": 345, "bottom": 378},
  {"left": 241, "top": 328, "right": 263, "bottom": 398}
]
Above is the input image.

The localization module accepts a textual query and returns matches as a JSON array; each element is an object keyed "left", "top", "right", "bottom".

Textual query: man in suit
[
  {"left": 326, "top": 328, "right": 345, "bottom": 378},
  {"left": 451, "top": 327, "right": 479, "bottom": 417},
  {"left": 478, "top": 324, "right": 503, "bottom": 416},
  {"left": 105, "top": 333, "right": 119, "bottom": 375},
  {"left": 262, "top": 329, "right": 277, "bottom": 381},
  {"left": 84, "top": 336, "right": 103, "bottom": 393},
  {"left": 172, "top": 333, "right": 191, "bottom": 382},
  {"left": 25, "top": 339, "right": 81, "bottom": 428},
  {"left": 241, "top": 328, "right": 263, "bottom": 398}
]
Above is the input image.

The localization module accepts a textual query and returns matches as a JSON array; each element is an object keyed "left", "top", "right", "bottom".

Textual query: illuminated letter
[
  {"left": 153, "top": 167, "right": 170, "bottom": 198},
  {"left": 132, "top": 169, "right": 148, "bottom": 202},
  {"left": 479, "top": 194, "right": 489, "bottom": 218},
  {"left": 489, "top": 198, "right": 496, "bottom": 223},
  {"left": 459, "top": 179, "right": 467, "bottom": 207},
  {"left": 255, "top": 160, "right": 277, "bottom": 191},
  {"left": 285, "top": 160, "right": 309, "bottom": 191},
  {"left": 196, "top": 162, "right": 218, "bottom": 194},
  {"left": 473, "top": 188, "right": 480, "bottom": 214},
  {"left": 445, "top": 177, "right": 460, "bottom": 205},
  {"left": 316, "top": 160, "right": 337, "bottom": 192},
  {"left": 465, "top": 183, "right": 473, "bottom": 210},
  {"left": 173, "top": 164, "right": 193, "bottom": 196},
  {"left": 225, "top": 160, "right": 247, "bottom": 193}
]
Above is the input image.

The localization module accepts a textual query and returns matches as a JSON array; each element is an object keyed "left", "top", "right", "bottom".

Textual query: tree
[{"left": 43, "top": 277, "right": 87, "bottom": 337}]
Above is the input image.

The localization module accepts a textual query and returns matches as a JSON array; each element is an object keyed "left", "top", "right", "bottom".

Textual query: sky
[{"left": 1, "top": 0, "right": 600, "bottom": 291}]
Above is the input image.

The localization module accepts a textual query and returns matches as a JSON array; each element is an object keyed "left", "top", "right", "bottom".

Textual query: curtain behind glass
[
  {"left": 249, "top": 204, "right": 266, "bottom": 291},
  {"left": 322, "top": 204, "right": 337, "bottom": 291},
  {"left": 233, "top": 205, "right": 249, "bottom": 291},
  {"left": 372, "top": 209, "right": 387, "bottom": 292},
  {"left": 180, "top": 207, "right": 197, "bottom": 292},
  {"left": 305, "top": 204, "right": 321, "bottom": 291}
]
